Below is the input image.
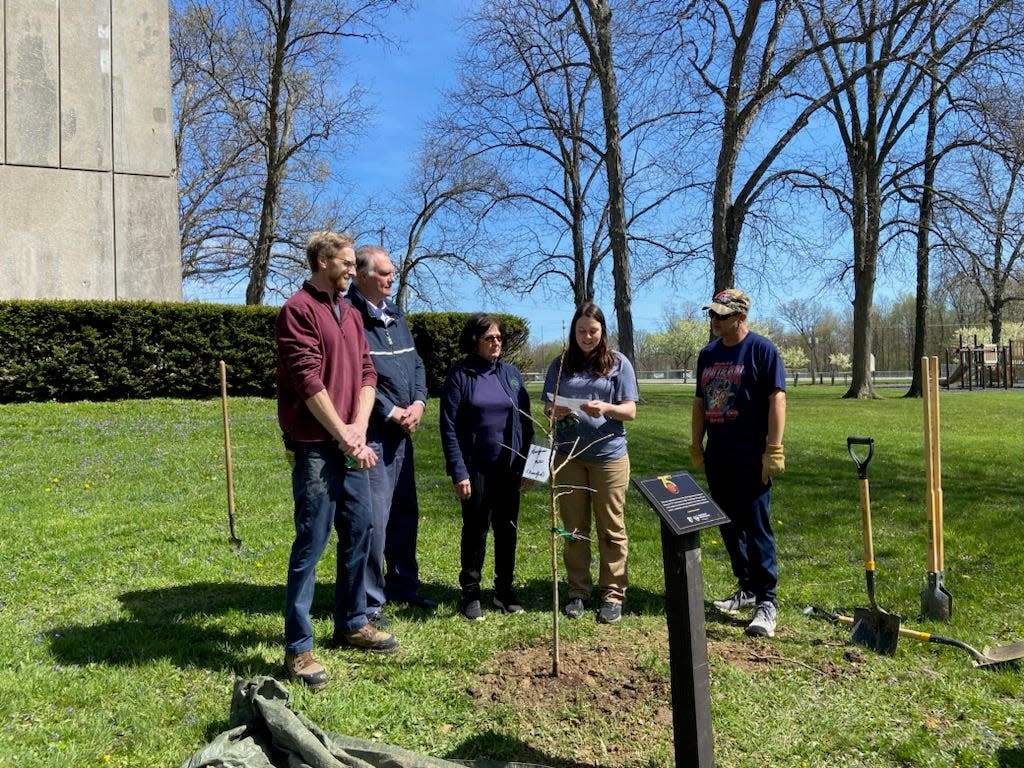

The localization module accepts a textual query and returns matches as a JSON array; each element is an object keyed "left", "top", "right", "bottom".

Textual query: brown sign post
[{"left": 634, "top": 471, "right": 728, "bottom": 768}]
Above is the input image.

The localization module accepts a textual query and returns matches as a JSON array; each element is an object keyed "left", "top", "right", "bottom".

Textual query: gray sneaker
[
  {"left": 564, "top": 597, "right": 586, "bottom": 619},
  {"left": 713, "top": 589, "right": 756, "bottom": 615},
  {"left": 597, "top": 601, "right": 623, "bottom": 624},
  {"left": 745, "top": 601, "right": 778, "bottom": 637}
]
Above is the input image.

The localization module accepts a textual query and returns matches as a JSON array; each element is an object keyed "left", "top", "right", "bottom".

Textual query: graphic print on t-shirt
[{"left": 702, "top": 362, "right": 744, "bottom": 424}]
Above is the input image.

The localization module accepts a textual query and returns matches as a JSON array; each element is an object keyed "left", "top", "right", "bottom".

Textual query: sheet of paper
[
  {"left": 549, "top": 394, "right": 590, "bottom": 413},
  {"left": 521, "top": 443, "right": 552, "bottom": 483}
]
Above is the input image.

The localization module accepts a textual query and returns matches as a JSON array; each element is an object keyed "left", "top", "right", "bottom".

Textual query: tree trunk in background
[
  {"left": 908, "top": 72, "right": 940, "bottom": 399},
  {"left": 573, "top": 0, "right": 635, "bottom": 361}
]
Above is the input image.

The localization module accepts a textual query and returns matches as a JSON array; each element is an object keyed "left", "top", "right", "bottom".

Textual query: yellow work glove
[
  {"left": 689, "top": 443, "right": 705, "bottom": 472},
  {"left": 761, "top": 444, "right": 785, "bottom": 484}
]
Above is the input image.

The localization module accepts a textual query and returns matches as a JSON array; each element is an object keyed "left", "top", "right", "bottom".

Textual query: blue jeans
[
  {"left": 707, "top": 461, "right": 777, "bottom": 603},
  {"left": 284, "top": 442, "right": 371, "bottom": 654},
  {"left": 365, "top": 430, "right": 422, "bottom": 611}
]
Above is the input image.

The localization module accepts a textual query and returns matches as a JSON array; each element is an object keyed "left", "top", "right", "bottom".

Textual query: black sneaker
[
  {"left": 564, "top": 597, "right": 586, "bottom": 619},
  {"left": 394, "top": 594, "right": 438, "bottom": 610},
  {"left": 367, "top": 611, "right": 391, "bottom": 631},
  {"left": 597, "top": 601, "right": 622, "bottom": 624},
  {"left": 493, "top": 592, "right": 525, "bottom": 614},
  {"left": 461, "top": 599, "right": 484, "bottom": 621}
]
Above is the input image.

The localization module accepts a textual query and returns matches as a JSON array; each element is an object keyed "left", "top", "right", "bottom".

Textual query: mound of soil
[{"left": 463, "top": 624, "right": 849, "bottom": 767}]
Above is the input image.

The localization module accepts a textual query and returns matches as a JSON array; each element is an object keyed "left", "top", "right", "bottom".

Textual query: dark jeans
[
  {"left": 459, "top": 464, "right": 521, "bottom": 601},
  {"left": 365, "top": 430, "right": 422, "bottom": 611},
  {"left": 707, "top": 461, "right": 777, "bottom": 603},
  {"left": 284, "top": 442, "right": 371, "bottom": 654}
]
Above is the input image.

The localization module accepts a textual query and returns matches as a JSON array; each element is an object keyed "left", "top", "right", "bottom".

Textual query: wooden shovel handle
[
  {"left": 220, "top": 360, "right": 240, "bottom": 544},
  {"left": 859, "top": 477, "right": 874, "bottom": 570},
  {"left": 929, "top": 356, "right": 944, "bottom": 571},
  {"left": 921, "top": 356, "right": 939, "bottom": 573}
]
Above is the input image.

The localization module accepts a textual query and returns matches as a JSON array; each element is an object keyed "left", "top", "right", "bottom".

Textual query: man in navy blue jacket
[{"left": 346, "top": 245, "right": 435, "bottom": 628}]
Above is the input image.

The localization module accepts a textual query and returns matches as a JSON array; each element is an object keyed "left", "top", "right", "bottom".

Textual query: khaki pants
[{"left": 557, "top": 453, "right": 630, "bottom": 603}]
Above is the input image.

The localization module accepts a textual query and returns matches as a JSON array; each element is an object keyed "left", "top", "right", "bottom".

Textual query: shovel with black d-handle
[{"left": 847, "top": 436, "right": 901, "bottom": 655}]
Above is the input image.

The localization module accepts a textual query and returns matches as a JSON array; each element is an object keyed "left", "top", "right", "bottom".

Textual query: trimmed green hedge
[
  {"left": 0, "top": 301, "right": 528, "bottom": 403},
  {"left": 0, "top": 300, "right": 277, "bottom": 402},
  {"left": 407, "top": 312, "right": 530, "bottom": 397}
]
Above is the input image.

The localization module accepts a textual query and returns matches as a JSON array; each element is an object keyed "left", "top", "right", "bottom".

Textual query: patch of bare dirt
[
  {"left": 464, "top": 624, "right": 857, "bottom": 766},
  {"left": 471, "top": 635, "right": 670, "bottom": 718},
  {"left": 466, "top": 628, "right": 673, "bottom": 766}
]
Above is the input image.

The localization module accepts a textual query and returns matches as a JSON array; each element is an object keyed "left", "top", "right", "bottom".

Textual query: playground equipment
[{"left": 941, "top": 336, "right": 1022, "bottom": 389}]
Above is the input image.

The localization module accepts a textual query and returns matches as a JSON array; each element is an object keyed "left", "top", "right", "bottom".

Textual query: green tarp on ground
[{"left": 180, "top": 676, "right": 479, "bottom": 768}]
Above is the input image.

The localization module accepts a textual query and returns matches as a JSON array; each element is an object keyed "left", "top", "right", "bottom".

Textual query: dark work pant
[
  {"left": 365, "top": 431, "right": 422, "bottom": 611},
  {"left": 707, "top": 461, "right": 778, "bottom": 604},
  {"left": 458, "top": 464, "right": 521, "bottom": 601}
]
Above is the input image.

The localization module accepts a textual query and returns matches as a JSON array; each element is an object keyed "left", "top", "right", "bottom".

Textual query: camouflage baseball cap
[{"left": 702, "top": 288, "right": 750, "bottom": 315}]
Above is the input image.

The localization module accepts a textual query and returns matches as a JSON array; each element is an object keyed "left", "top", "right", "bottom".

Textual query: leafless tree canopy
[
  {"left": 933, "top": 86, "right": 1024, "bottom": 345},
  {"left": 171, "top": 0, "right": 1024, "bottom": 366},
  {"left": 172, "top": 0, "right": 407, "bottom": 304}
]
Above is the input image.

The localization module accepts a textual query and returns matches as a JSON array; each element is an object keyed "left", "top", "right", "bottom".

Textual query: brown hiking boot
[
  {"left": 336, "top": 622, "right": 399, "bottom": 653},
  {"left": 284, "top": 650, "right": 328, "bottom": 690}
]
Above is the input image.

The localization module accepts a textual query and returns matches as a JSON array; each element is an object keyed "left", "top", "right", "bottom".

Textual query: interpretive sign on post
[
  {"left": 633, "top": 470, "right": 727, "bottom": 768},
  {"left": 633, "top": 470, "right": 729, "bottom": 535}
]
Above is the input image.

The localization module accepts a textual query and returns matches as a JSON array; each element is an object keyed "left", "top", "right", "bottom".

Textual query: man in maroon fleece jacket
[{"left": 276, "top": 230, "right": 399, "bottom": 691}]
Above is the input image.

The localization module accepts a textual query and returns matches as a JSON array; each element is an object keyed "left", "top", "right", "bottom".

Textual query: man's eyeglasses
[
  {"left": 708, "top": 310, "right": 739, "bottom": 320},
  {"left": 482, "top": 334, "right": 503, "bottom": 342}
]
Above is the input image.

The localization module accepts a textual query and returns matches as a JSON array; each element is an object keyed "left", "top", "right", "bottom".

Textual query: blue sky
[
  {"left": 338, "top": 0, "right": 696, "bottom": 341},
  {"left": 184, "top": 1, "right": 791, "bottom": 340},
  {"left": 344, "top": 1, "right": 467, "bottom": 200}
]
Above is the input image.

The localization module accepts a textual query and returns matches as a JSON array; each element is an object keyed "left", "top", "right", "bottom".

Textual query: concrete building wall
[
  {"left": 62, "top": 0, "right": 113, "bottom": 171},
  {"left": 5, "top": 2, "right": 60, "bottom": 168},
  {"left": 0, "top": 3, "right": 5, "bottom": 165},
  {"left": 0, "top": 0, "right": 181, "bottom": 302}
]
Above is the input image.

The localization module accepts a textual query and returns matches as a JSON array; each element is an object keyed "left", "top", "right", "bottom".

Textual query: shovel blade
[
  {"left": 851, "top": 606, "right": 901, "bottom": 655},
  {"left": 978, "top": 641, "right": 1024, "bottom": 666},
  {"left": 920, "top": 572, "right": 953, "bottom": 621}
]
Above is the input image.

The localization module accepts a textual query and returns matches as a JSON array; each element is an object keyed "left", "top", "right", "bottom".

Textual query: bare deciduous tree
[
  {"left": 777, "top": 298, "right": 832, "bottom": 380},
  {"left": 933, "top": 87, "right": 1024, "bottom": 345},
  {"left": 797, "top": 0, "right": 1012, "bottom": 397},
  {"left": 434, "top": 0, "right": 691, "bottom": 347},
  {"left": 674, "top": 1, "right": 865, "bottom": 299},
  {"left": 568, "top": 0, "right": 635, "bottom": 361},
  {"left": 389, "top": 135, "right": 515, "bottom": 311},
  {"left": 171, "top": 0, "right": 406, "bottom": 304}
]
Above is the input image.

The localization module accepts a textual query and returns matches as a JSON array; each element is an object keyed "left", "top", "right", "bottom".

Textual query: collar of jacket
[
  {"left": 345, "top": 285, "right": 402, "bottom": 323},
  {"left": 463, "top": 354, "right": 501, "bottom": 375}
]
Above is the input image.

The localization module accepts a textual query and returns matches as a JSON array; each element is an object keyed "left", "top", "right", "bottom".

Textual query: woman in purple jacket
[{"left": 439, "top": 313, "right": 534, "bottom": 622}]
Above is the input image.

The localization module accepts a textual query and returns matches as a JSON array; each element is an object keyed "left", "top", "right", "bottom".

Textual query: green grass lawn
[{"left": 1, "top": 384, "right": 1023, "bottom": 767}]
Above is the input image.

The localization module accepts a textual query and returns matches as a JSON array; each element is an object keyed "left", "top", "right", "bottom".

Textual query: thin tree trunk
[
  {"left": 245, "top": 0, "right": 291, "bottom": 305},
  {"left": 574, "top": 0, "right": 635, "bottom": 362},
  {"left": 908, "top": 74, "right": 939, "bottom": 399}
]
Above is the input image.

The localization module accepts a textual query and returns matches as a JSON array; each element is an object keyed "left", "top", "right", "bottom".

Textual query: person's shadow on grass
[
  {"left": 49, "top": 581, "right": 287, "bottom": 675},
  {"left": 48, "top": 578, "right": 462, "bottom": 675},
  {"left": 446, "top": 730, "right": 592, "bottom": 768}
]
